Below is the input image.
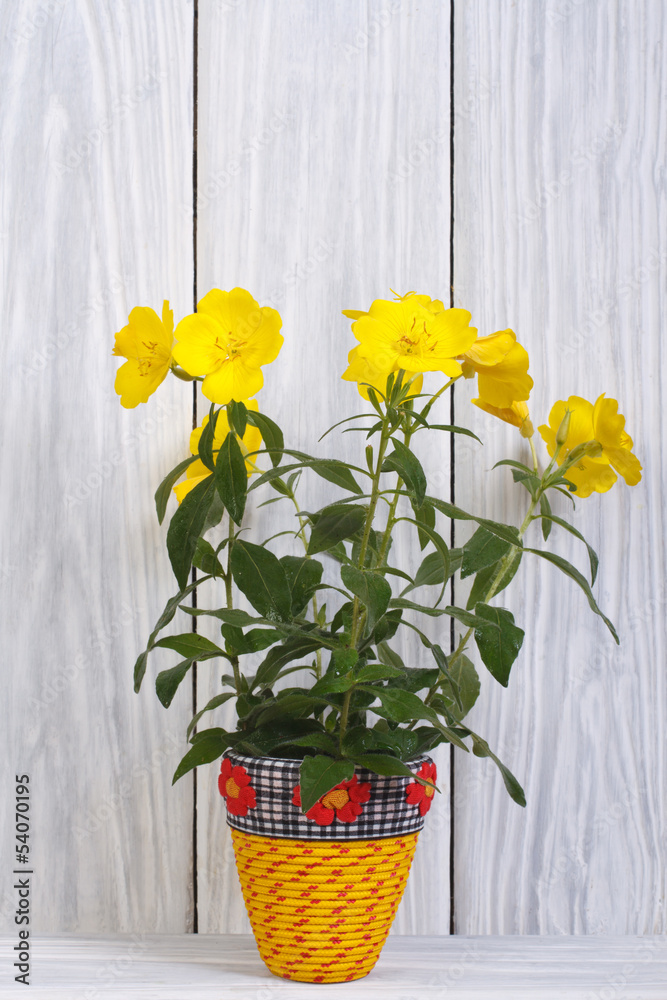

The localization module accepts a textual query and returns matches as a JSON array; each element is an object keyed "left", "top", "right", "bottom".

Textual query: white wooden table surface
[{"left": 2, "top": 935, "right": 666, "bottom": 999}]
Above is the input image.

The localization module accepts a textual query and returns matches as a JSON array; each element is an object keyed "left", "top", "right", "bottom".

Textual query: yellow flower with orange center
[
  {"left": 173, "top": 399, "right": 263, "bottom": 503},
  {"left": 173, "top": 287, "right": 283, "bottom": 404},
  {"left": 112, "top": 300, "right": 174, "bottom": 408},
  {"left": 342, "top": 292, "right": 476, "bottom": 398},
  {"left": 538, "top": 394, "right": 642, "bottom": 497}
]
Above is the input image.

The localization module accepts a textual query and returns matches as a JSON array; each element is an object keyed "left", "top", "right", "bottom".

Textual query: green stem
[
  {"left": 349, "top": 412, "right": 392, "bottom": 646},
  {"left": 338, "top": 689, "right": 353, "bottom": 754},
  {"left": 291, "top": 494, "right": 323, "bottom": 681},
  {"left": 419, "top": 376, "right": 459, "bottom": 423}
]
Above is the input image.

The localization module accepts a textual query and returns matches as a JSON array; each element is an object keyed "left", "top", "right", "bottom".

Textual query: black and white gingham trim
[{"left": 222, "top": 752, "right": 434, "bottom": 840}]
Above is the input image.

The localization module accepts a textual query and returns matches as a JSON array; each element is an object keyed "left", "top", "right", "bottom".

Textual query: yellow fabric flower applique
[
  {"left": 172, "top": 288, "right": 283, "bottom": 405},
  {"left": 538, "top": 394, "right": 642, "bottom": 497},
  {"left": 113, "top": 300, "right": 174, "bottom": 408}
]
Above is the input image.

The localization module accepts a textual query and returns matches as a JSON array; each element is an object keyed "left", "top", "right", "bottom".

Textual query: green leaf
[
  {"left": 427, "top": 496, "right": 523, "bottom": 548},
  {"left": 348, "top": 754, "right": 437, "bottom": 790},
  {"left": 187, "top": 607, "right": 270, "bottom": 627},
  {"left": 461, "top": 526, "right": 512, "bottom": 580},
  {"left": 444, "top": 605, "right": 502, "bottom": 630},
  {"left": 283, "top": 451, "right": 364, "bottom": 494},
  {"left": 354, "top": 662, "right": 406, "bottom": 683},
  {"left": 271, "top": 731, "right": 338, "bottom": 755},
  {"left": 298, "top": 756, "right": 355, "bottom": 813},
  {"left": 307, "top": 504, "right": 368, "bottom": 556},
  {"left": 424, "top": 423, "right": 482, "bottom": 442},
  {"left": 166, "top": 476, "right": 216, "bottom": 589},
  {"left": 227, "top": 400, "right": 247, "bottom": 438},
  {"left": 154, "top": 456, "right": 198, "bottom": 525},
  {"left": 398, "top": 515, "right": 450, "bottom": 603},
  {"left": 215, "top": 431, "right": 248, "bottom": 525},
  {"left": 246, "top": 410, "right": 284, "bottom": 466},
  {"left": 154, "top": 633, "right": 226, "bottom": 659},
  {"left": 231, "top": 540, "right": 293, "bottom": 623},
  {"left": 172, "top": 730, "right": 230, "bottom": 784},
  {"left": 466, "top": 550, "right": 522, "bottom": 610},
  {"left": 533, "top": 514, "right": 599, "bottom": 584},
  {"left": 253, "top": 634, "right": 326, "bottom": 691},
  {"left": 186, "top": 692, "right": 235, "bottom": 739},
  {"left": 382, "top": 438, "right": 427, "bottom": 507},
  {"left": 310, "top": 674, "right": 354, "bottom": 695},
  {"left": 539, "top": 493, "right": 553, "bottom": 541},
  {"left": 376, "top": 641, "right": 406, "bottom": 671},
  {"left": 412, "top": 500, "right": 436, "bottom": 551},
  {"left": 253, "top": 694, "right": 330, "bottom": 727},
  {"left": 192, "top": 537, "right": 224, "bottom": 577},
  {"left": 198, "top": 404, "right": 220, "bottom": 472},
  {"left": 340, "top": 565, "right": 392, "bottom": 632},
  {"left": 155, "top": 659, "right": 193, "bottom": 708},
  {"left": 473, "top": 604, "right": 525, "bottom": 687},
  {"left": 402, "top": 551, "right": 448, "bottom": 596},
  {"left": 524, "top": 548, "right": 618, "bottom": 642},
  {"left": 385, "top": 666, "right": 439, "bottom": 693},
  {"left": 471, "top": 735, "right": 526, "bottom": 807},
  {"left": 280, "top": 555, "right": 324, "bottom": 615},
  {"left": 389, "top": 598, "right": 450, "bottom": 617},
  {"left": 440, "top": 654, "right": 480, "bottom": 721}
]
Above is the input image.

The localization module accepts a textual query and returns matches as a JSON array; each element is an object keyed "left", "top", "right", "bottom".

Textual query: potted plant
[{"left": 113, "top": 287, "right": 641, "bottom": 983}]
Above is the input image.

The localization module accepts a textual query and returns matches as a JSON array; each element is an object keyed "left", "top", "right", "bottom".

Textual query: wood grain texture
[
  {"left": 0, "top": 1, "right": 195, "bottom": 931},
  {"left": 451, "top": 0, "right": 666, "bottom": 933},
  {"left": 3, "top": 934, "right": 667, "bottom": 998},
  {"left": 194, "top": 0, "right": 453, "bottom": 935}
]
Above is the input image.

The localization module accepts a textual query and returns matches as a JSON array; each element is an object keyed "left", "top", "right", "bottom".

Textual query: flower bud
[
  {"left": 555, "top": 409, "right": 571, "bottom": 447},
  {"left": 519, "top": 415, "right": 534, "bottom": 438}
]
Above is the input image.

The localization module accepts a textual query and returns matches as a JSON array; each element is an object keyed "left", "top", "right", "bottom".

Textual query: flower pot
[{"left": 219, "top": 751, "right": 436, "bottom": 984}]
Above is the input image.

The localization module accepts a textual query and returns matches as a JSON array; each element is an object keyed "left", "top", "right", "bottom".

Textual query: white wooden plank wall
[
  {"left": 0, "top": 1, "right": 196, "bottom": 932},
  {"left": 452, "top": 0, "right": 667, "bottom": 934},
  {"left": 1, "top": 0, "right": 664, "bottom": 940},
  {"left": 194, "top": 0, "right": 453, "bottom": 935}
]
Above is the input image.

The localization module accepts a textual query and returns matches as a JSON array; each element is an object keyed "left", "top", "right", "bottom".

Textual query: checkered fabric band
[{"left": 222, "top": 752, "right": 433, "bottom": 841}]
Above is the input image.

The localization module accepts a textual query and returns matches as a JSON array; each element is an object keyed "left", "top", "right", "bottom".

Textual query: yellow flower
[
  {"left": 342, "top": 294, "right": 476, "bottom": 395},
  {"left": 538, "top": 394, "right": 642, "bottom": 497},
  {"left": 112, "top": 300, "right": 174, "bottom": 408},
  {"left": 173, "top": 400, "right": 263, "bottom": 503},
  {"left": 472, "top": 399, "right": 534, "bottom": 438},
  {"left": 342, "top": 346, "right": 423, "bottom": 400},
  {"left": 172, "top": 288, "right": 283, "bottom": 405},
  {"left": 462, "top": 329, "right": 533, "bottom": 409}
]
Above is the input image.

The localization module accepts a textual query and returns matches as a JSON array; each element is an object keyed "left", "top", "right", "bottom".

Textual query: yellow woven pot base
[{"left": 231, "top": 828, "right": 419, "bottom": 983}]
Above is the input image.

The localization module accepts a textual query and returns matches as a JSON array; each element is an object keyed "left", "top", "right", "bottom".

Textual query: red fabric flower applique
[
  {"left": 218, "top": 757, "right": 256, "bottom": 817},
  {"left": 405, "top": 761, "right": 437, "bottom": 816},
  {"left": 292, "top": 775, "right": 372, "bottom": 826}
]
